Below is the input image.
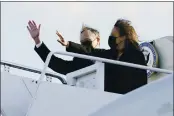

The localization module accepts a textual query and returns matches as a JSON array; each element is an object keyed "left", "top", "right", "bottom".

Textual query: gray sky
[{"left": 1, "top": 2, "right": 173, "bottom": 76}]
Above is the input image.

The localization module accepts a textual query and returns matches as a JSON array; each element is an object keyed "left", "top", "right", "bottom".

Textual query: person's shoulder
[
  {"left": 133, "top": 48, "right": 144, "bottom": 58},
  {"left": 127, "top": 48, "right": 146, "bottom": 65},
  {"left": 134, "top": 49, "right": 146, "bottom": 64}
]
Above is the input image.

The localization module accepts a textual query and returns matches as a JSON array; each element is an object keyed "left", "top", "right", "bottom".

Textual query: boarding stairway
[{"left": 1, "top": 49, "right": 173, "bottom": 116}]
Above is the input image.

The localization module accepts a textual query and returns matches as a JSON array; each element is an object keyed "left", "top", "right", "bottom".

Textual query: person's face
[
  {"left": 111, "top": 27, "right": 124, "bottom": 45},
  {"left": 80, "top": 29, "right": 100, "bottom": 48},
  {"left": 109, "top": 26, "right": 126, "bottom": 50},
  {"left": 80, "top": 29, "right": 91, "bottom": 42},
  {"left": 111, "top": 27, "right": 120, "bottom": 38}
]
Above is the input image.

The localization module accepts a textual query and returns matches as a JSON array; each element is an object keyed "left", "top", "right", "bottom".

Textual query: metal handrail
[
  {"left": 0, "top": 60, "right": 67, "bottom": 84},
  {"left": 39, "top": 51, "right": 173, "bottom": 81}
]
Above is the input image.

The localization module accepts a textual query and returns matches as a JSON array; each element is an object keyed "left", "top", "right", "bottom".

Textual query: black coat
[
  {"left": 66, "top": 41, "right": 147, "bottom": 94},
  {"left": 35, "top": 42, "right": 94, "bottom": 75}
]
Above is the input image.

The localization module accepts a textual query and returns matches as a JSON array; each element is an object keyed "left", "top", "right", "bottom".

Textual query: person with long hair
[{"left": 58, "top": 19, "right": 147, "bottom": 94}]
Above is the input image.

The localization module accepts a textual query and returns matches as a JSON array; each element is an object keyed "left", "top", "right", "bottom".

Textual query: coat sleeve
[
  {"left": 66, "top": 41, "right": 106, "bottom": 58},
  {"left": 34, "top": 42, "right": 75, "bottom": 75}
]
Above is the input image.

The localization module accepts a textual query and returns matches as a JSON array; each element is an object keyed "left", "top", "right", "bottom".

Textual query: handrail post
[
  {"left": 38, "top": 51, "right": 55, "bottom": 82},
  {"left": 33, "top": 52, "right": 55, "bottom": 98},
  {"left": 25, "top": 51, "right": 55, "bottom": 116},
  {"left": 95, "top": 61, "right": 105, "bottom": 91}
]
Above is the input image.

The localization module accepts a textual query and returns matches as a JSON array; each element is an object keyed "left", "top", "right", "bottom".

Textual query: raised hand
[
  {"left": 56, "top": 31, "right": 69, "bottom": 47},
  {"left": 27, "top": 20, "right": 41, "bottom": 44}
]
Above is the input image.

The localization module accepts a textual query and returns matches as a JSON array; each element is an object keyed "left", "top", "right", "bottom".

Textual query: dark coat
[
  {"left": 66, "top": 41, "right": 147, "bottom": 94},
  {"left": 34, "top": 42, "right": 94, "bottom": 75}
]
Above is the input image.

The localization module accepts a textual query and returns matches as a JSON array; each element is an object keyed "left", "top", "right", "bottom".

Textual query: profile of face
[
  {"left": 111, "top": 27, "right": 125, "bottom": 45},
  {"left": 109, "top": 26, "right": 126, "bottom": 50},
  {"left": 80, "top": 29, "right": 100, "bottom": 48}
]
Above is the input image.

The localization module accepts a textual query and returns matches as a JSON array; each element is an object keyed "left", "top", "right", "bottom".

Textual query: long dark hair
[{"left": 115, "top": 19, "right": 140, "bottom": 50}]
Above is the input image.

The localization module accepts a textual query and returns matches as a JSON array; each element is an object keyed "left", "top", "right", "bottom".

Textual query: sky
[{"left": 1, "top": 2, "right": 173, "bottom": 79}]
